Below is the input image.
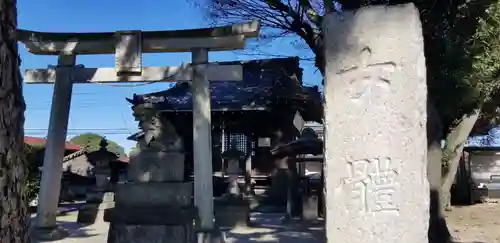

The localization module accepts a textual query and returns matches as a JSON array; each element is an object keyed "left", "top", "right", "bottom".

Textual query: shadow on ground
[
  {"left": 226, "top": 213, "right": 324, "bottom": 243},
  {"left": 30, "top": 203, "right": 107, "bottom": 242}
]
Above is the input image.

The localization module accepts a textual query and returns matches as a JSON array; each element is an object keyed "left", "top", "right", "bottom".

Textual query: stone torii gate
[{"left": 17, "top": 21, "right": 260, "bottom": 238}]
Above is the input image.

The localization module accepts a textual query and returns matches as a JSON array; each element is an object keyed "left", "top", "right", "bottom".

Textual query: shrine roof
[
  {"left": 126, "top": 57, "right": 322, "bottom": 114},
  {"left": 24, "top": 136, "right": 81, "bottom": 151}
]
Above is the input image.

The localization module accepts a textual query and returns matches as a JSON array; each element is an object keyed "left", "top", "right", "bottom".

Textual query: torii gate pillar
[
  {"left": 191, "top": 48, "right": 214, "bottom": 230},
  {"left": 32, "top": 54, "right": 76, "bottom": 239}
]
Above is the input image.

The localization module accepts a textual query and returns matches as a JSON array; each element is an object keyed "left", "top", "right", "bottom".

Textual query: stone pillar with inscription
[
  {"left": 77, "top": 139, "right": 116, "bottom": 224},
  {"left": 104, "top": 110, "right": 194, "bottom": 243},
  {"left": 323, "top": 4, "right": 429, "bottom": 243}
]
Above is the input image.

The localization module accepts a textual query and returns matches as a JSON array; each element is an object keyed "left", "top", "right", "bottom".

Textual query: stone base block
[
  {"left": 77, "top": 201, "right": 115, "bottom": 224},
  {"left": 302, "top": 195, "right": 319, "bottom": 221},
  {"left": 77, "top": 204, "right": 99, "bottom": 224},
  {"left": 30, "top": 225, "right": 70, "bottom": 241},
  {"left": 108, "top": 224, "right": 192, "bottom": 243},
  {"left": 214, "top": 198, "right": 250, "bottom": 228},
  {"left": 114, "top": 182, "right": 192, "bottom": 207},
  {"left": 127, "top": 151, "right": 185, "bottom": 182},
  {"left": 195, "top": 229, "right": 227, "bottom": 243},
  {"left": 86, "top": 191, "right": 115, "bottom": 204},
  {"left": 104, "top": 206, "right": 195, "bottom": 225},
  {"left": 102, "top": 191, "right": 115, "bottom": 202}
]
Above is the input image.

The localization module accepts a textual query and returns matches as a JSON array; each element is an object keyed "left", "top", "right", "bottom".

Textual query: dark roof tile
[{"left": 127, "top": 57, "right": 302, "bottom": 111}]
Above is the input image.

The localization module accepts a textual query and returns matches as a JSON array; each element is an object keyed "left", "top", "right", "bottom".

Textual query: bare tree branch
[{"left": 188, "top": 0, "right": 327, "bottom": 74}]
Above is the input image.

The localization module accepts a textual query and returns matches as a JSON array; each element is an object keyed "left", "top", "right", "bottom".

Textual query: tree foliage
[
  {"left": 468, "top": 2, "right": 500, "bottom": 135},
  {"left": 24, "top": 143, "right": 43, "bottom": 204},
  {"left": 431, "top": 0, "right": 500, "bottom": 131},
  {"left": 69, "top": 133, "right": 126, "bottom": 157},
  {"left": 198, "top": 0, "right": 327, "bottom": 73}
]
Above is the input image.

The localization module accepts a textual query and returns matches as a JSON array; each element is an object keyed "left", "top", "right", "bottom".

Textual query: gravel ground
[
  {"left": 30, "top": 202, "right": 500, "bottom": 243},
  {"left": 446, "top": 202, "right": 500, "bottom": 243},
  {"left": 31, "top": 211, "right": 323, "bottom": 243}
]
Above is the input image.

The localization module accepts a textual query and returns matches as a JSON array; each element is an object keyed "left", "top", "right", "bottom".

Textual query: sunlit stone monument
[{"left": 323, "top": 3, "right": 429, "bottom": 243}]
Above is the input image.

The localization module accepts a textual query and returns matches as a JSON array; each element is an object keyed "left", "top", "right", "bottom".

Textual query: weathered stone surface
[
  {"left": 108, "top": 224, "right": 191, "bottom": 243},
  {"left": 102, "top": 191, "right": 115, "bottom": 202},
  {"left": 214, "top": 203, "right": 249, "bottom": 228},
  {"left": 226, "top": 158, "right": 241, "bottom": 196},
  {"left": 302, "top": 195, "right": 319, "bottom": 221},
  {"left": 78, "top": 192, "right": 115, "bottom": 224},
  {"left": 104, "top": 206, "right": 194, "bottom": 225},
  {"left": 127, "top": 151, "right": 185, "bottom": 182},
  {"left": 114, "top": 182, "right": 192, "bottom": 207},
  {"left": 214, "top": 197, "right": 250, "bottom": 228},
  {"left": 323, "top": 3, "right": 429, "bottom": 243},
  {"left": 194, "top": 229, "right": 226, "bottom": 243},
  {"left": 85, "top": 191, "right": 105, "bottom": 203},
  {"left": 86, "top": 190, "right": 113, "bottom": 201},
  {"left": 30, "top": 225, "right": 70, "bottom": 241},
  {"left": 77, "top": 203, "right": 101, "bottom": 224},
  {"left": 84, "top": 192, "right": 115, "bottom": 205},
  {"left": 95, "top": 174, "right": 110, "bottom": 188}
]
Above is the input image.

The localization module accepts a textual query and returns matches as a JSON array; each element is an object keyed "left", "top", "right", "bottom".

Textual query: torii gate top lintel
[
  {"left": 17, "top": 20, "right": 260, "bottom": 55},
  {"left": 20, "top": 20, "right": 260, "bottom": 84}
]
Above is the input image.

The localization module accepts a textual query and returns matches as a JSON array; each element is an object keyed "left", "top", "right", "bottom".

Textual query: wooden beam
[
  {"left": 24, "top": 64, "right": 243, "bottom": 84},
  {"left": 17, "top": 20, "right": 260, "bottom": 55}
]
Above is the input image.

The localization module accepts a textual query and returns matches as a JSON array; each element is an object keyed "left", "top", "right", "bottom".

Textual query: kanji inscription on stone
[
  {"left": 343, "top": 157, "right": 399, "bottom": 213},
  {"left": 337, "top": 47, "right": 397, "bottom": 101}
]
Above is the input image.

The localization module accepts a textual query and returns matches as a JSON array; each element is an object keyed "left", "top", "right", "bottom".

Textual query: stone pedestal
[
  {"left": 105, "top": 150, "right": 195, "bottom": 243},
  {"left": 226, "top": 158, "right": 240, "bottom": 196},
  {"left": 30, "top": 225, "right": 70, "bottom": 241},
  {"left": 214, "top": 197, "right": 250, "bottom": 228},
  {"left": 77, "top": 191, "right": 115, "bottom": 224},
  {"left": 301, "top": 178, "right": 320, "bottom": 221},
  {"left": 302, "top": 195, "right": 319, "bottom": 221}
]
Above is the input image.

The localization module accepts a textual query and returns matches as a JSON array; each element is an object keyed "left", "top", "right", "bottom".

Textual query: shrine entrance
[{"left": 18, "top": 21, "right": 260, "bottom": 240}]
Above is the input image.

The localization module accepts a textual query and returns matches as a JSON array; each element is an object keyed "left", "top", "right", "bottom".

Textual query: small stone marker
[{"left": 323, "top": 4, "right": 429, "bottom": 243}]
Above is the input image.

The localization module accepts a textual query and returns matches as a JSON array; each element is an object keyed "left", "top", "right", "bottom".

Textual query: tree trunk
[
  {"left": 440, "top": 109, "right": 481, "bottom": 211},
  {"left": 0, "top": 0, "right": 30, "bottom": 242},
  {"left": 427, "top": 101, "right": 451, "bottom": 243}
]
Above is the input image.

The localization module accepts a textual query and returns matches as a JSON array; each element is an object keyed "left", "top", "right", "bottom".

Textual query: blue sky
[{"left": 19, "top": 0, "right": 322, "bottom": 153}]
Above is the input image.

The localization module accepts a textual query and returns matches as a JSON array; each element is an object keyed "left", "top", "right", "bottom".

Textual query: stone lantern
[
  {"left": 215, "top": 139, "right": 250, "bottom": 228},
  {"left": 221, "top": 139, "right": 245, "bottom": 198},
  {"left": 94, "top": 138, "right": 112, "bottom": 190},
  {"left": 77, "top": 138, "right": 118, "bottom": 224}
]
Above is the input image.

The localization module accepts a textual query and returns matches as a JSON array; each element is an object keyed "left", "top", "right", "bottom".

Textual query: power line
[
  {"left": 27, "top": 104, "right": 129, "bottom": 109},
  {"left": 25, "top": 131, "right": 134, "bottom": 136},
  {"left": 26, "top": 132, "right": 132, "bottom": 135},
  {"left": 120, "top": 111, "right": 134, "bottom": 134},
  {"left": 25, "top": 128, "right": 132, "bottom": 131}
]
